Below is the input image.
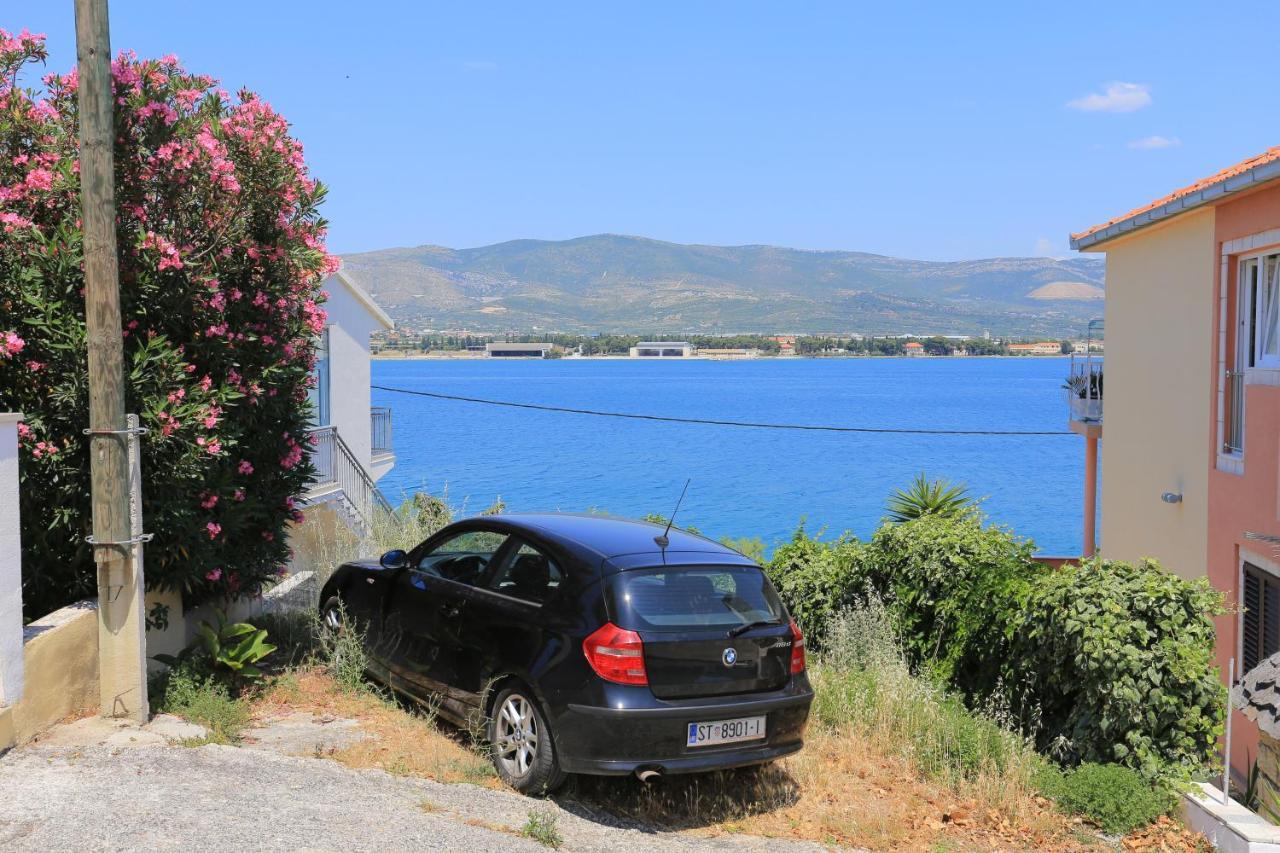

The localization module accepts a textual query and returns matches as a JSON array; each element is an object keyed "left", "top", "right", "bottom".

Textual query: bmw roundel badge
[{"left": 722, "top": 647, "right": 737, "bottom": 667}]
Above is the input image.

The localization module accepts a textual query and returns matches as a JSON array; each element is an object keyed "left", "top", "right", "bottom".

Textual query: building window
[
  {"left": 1240, "top": 253, "right": 1280, "bottom": 370},
  {"left": 308, "top": 327, "right": 330, "bottom": 426},
  {"left": 1243, "top": 562, "right": 1280, "bottom": 673}
]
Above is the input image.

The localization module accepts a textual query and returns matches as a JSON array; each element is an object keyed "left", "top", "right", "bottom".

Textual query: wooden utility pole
[{"left": 75, "top": 0, "right": 148, "bottom": 722}]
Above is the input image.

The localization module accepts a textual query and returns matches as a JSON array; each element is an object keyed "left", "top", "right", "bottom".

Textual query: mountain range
[{"left": 339, "top": 234, "right": 1105, "bottom": 337}]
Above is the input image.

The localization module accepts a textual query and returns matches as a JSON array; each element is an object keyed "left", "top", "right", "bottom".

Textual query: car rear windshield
[{"left": 608, "top": 566, "right": 786, "bottom": 632}]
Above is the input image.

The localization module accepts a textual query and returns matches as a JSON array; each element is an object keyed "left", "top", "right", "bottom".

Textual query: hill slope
[{"left": 340, "top": 234, "right": 1105, "bottom": 336}]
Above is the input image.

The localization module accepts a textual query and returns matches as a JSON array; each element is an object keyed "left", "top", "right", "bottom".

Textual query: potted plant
[{"left": 1064, "top": 369, "right": 1103, "bottom": 421}]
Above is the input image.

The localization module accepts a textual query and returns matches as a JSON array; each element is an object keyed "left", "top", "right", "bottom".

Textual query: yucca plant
[{"left": 886, "top": 473, "right": 973, "bottom": 523}]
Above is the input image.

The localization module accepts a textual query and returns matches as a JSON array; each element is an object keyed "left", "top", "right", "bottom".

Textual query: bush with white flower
[{"left": 0, "top": 29, "right": 335, "bottom": 617}]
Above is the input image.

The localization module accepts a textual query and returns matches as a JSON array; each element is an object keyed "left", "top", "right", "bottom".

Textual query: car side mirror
[{"left": 380, "top": 549, "right": 408, "bottom": 570}]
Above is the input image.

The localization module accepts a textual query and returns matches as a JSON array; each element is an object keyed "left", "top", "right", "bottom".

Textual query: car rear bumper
[{"left": 552, "top": 684, "right": 813, "bottom": 776}]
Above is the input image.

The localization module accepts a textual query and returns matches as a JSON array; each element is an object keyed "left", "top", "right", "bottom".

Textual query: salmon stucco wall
[
  {"left": 1209, "top": 184, "right": 1280, "bottom": 777},
  {"left": 1097, "top": 207, "right": 1217, "bottom": 581}
]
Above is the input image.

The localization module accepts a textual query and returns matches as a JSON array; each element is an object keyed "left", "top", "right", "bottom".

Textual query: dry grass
[{"left": 253, "top": 667, "right": 496, "bottom": 786}]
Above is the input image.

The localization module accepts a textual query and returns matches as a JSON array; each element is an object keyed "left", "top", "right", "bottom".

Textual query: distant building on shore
[
  {"left": 1008, "top": 341, "right": 1063, "bottom": 356},
  {"left": 629, "top": 341, "right": 693, "bottom": 358},
  {"left": 769, "top": 335, "right": 797, "bottom": 356},
  {"left": 486, "top": 342, "right": 558, "bottom": 358},
  {"left": 698, "top": 347, "right": 760, "bottom": 359},
  {"left": 904, "top": 341, "right": 925, "bottom": 357}
]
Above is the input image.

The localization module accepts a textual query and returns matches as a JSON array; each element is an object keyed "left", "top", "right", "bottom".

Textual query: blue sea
[{"left": 372, "top": 357, "right": 1083, "bottom": 555}]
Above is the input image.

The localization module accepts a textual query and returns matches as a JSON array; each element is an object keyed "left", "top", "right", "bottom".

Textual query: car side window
[
  {"left": 486, "top": 542, "right": 563, "bottom": 604},
  {"left": 416, "top": 530, "right": 509, "bottom": 586}
]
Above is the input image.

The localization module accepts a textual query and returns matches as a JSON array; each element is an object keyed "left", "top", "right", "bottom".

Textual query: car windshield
[{"left": 608, "top": 566, "right": 786, "bottom": 632}]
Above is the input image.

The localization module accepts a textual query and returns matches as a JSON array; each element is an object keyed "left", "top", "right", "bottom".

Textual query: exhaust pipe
[{"left": 635, "top": 768, "right": 662, "bottom": 783}]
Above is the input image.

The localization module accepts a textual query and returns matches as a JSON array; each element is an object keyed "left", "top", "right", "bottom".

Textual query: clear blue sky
[{"left": 13, "top": 1, "right": 1273, "bottom": 260}]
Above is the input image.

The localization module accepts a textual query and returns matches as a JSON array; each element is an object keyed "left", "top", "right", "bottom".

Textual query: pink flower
[
  {"left": 2, "top": 331, "right": 24, "bottom": 357},
  {"left": 206, "top": 522, "right": 221, "bottom": 539},
  {"left": 206, "top": 439, "right": 221, "bottom": 455},
  {"left": 237, "top": 460, "right": 254, "bottom": 475},
  {"left": 233, "top": 489, "right": 245, "bottom": 501},
  {"left": 205, "top": 568, "right": 222, "bottom": 582},
  {"left": 201, "top": 493, "right": 218, "bottom": 509},
  {"left": 23, "top": 168, "right": 53, "bottom": 191}
]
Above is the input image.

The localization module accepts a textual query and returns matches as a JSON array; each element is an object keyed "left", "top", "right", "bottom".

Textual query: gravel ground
[{"left": 0, "top": 741, "right": 832, "bottom": 852}]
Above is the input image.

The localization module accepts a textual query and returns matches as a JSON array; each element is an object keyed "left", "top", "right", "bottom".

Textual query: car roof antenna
[{"left": 654, "top": 479, "right": 691, "bottom": 549}]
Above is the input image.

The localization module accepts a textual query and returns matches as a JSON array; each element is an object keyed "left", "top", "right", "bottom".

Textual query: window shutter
[
  {"left": 1244, "top": 567, "right": 1262, "bottom": 673},
  {"left": 1267, "top": 570, "right": 1280, "bottom": 663}
]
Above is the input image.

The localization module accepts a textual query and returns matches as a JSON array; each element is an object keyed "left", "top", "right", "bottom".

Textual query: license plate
[{"left": 686, "top": 715, "right": 766, "bottom": 747}]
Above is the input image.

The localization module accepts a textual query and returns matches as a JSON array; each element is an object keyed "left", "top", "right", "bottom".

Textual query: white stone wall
[{"left": 0, "top": 413, "right": 24, "bottom": 706}]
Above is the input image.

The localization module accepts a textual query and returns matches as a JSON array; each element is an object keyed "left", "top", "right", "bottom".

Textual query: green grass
[
  {"left": 520, "top": 809, "right": 563, "bottom": 848},
  {"left": 153, "top": 664, "right": 250, "bottom": 744}
]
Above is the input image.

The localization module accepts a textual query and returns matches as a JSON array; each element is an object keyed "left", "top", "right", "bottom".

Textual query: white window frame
[{"left": 1239, "top": 251, "right": 1280, "bottom": 370}]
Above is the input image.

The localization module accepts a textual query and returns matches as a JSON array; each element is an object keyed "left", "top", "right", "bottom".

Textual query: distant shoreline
[{"left": 372, "top": 352, "right": 1080, "bottom": 361}]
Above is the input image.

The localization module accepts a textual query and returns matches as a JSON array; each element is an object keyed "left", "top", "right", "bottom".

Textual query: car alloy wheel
[
  {"left": 495, "top": 694, "right": 539, "bottom": 777},
  {"left": 487, "top": 686, "right": 566, "bottom": 794},
  {"left": 321, "top": 596, "right": 344, "bottom": 632}
]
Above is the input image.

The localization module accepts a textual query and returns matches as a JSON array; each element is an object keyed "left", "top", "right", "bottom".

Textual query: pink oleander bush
[{"left": 0, "top": 29, "right": 337, "bottom": 617}]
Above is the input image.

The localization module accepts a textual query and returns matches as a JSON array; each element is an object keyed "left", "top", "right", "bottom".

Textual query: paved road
[{"left": 0, "top": 742, "right": 829, "bottom": 852}]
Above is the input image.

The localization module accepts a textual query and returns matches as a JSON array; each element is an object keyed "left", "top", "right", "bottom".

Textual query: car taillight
[
  {"left": 583, "top": 622, "right": 648, "bottom": 686},
  {"left": 789, "top": 618, "right": 806, "bottom": 674}
]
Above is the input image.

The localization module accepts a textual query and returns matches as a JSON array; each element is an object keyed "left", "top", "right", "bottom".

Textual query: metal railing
[
  {"left": 1065, "top": 354, "right": 1103, "bottom": 423},
  {"left": 371, "top": 406, "right": 393, "bottom": 456},
  {"left": 307, "top": 425, "right": 394, "bottom": 527},
  {"left": 1224, "top": 370, "right": 1245, "bottom": 454}
]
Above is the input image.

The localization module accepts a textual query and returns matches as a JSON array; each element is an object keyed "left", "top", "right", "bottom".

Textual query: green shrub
[
  {"left": 1014, "top": 558, "right": 1225, "bottom": 777},
  {"left": 764, "top": 525, "right": 864, "bottom": 647},
  {"left": 154, "top": 663, "right": 250, "bottom": 743},
  {"left": 858, "top": 512, "right": 1044, "bottom": 696},
  {"left": 1037, "top": 762, "right": 1172, "bottom": 834}
]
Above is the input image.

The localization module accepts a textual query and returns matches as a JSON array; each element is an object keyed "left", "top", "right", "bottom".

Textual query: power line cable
[{"left": 371, "top": 384, "right": 1074, "bottom": 436}]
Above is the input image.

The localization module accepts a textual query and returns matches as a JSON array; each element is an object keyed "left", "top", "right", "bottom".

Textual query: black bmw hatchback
[{"left": 318, "top": 513, "right": 813, "bottom": 793}]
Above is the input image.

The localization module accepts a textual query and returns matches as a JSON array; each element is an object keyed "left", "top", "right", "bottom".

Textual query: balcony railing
[
  {"left": 307, "top": 425, "right": 393, "bottom": 527},
  {"left": 371, "top": 406, "right": 393, "bottom": 456},
  {"left": 1065, "top": 355, "right": 1103, "bottom": 423},
  {"left": 1224, "top": 370, "right": 1245, "bottom": 454}
]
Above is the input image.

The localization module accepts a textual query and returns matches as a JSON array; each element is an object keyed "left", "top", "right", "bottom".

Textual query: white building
[
  {"left": 300, "top": 269, "right": 396, "bottom": 537},
  {"left": 485, "top": 342, "right": 556, "bottom": 358},
  {"left": 629, "top": 341, "right": 693, "bottom": 358}
]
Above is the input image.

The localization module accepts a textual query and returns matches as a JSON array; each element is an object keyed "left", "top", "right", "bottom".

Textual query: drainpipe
[{"left": 1083, "top": 432, "right": 1098, "bottom": 558}]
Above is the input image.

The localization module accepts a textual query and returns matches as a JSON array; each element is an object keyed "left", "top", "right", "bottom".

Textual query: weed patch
[
  {"left": 520, "top": 809, "right": 563, "bottom": 848},
  {"left": 154, "top": 664, "right": 250, "bottom": 744}
]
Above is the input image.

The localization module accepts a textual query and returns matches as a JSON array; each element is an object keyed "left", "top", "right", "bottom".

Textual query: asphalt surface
[{"left": 0, "top": 741, "right": 830, "bottom": 852}]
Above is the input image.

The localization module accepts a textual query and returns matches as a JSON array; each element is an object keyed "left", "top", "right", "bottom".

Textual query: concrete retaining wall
[{"left": 10, "top": 600, "right": 100, "bottom": 745}]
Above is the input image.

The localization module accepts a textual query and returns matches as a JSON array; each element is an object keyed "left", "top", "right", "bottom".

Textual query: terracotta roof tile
[{"left": 1072, "top": 145, "right": 1280, "bottom": 243}]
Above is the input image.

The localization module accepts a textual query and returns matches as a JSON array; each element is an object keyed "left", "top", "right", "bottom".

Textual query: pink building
[{"left": 1072, "top": 145, "right": 1280, "bottom": 778}]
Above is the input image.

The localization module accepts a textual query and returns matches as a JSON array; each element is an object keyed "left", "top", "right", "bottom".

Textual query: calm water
[{"left": 372, "top": 358, "right": 1083, "bottom": 554}]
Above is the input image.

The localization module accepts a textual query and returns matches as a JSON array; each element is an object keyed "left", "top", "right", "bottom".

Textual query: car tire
[
  {"left": 320, "top": 595, "right": 346, "bottom": 632},
  {"left": 487, "top": 685, "right": 566, "bottom": 794}
]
